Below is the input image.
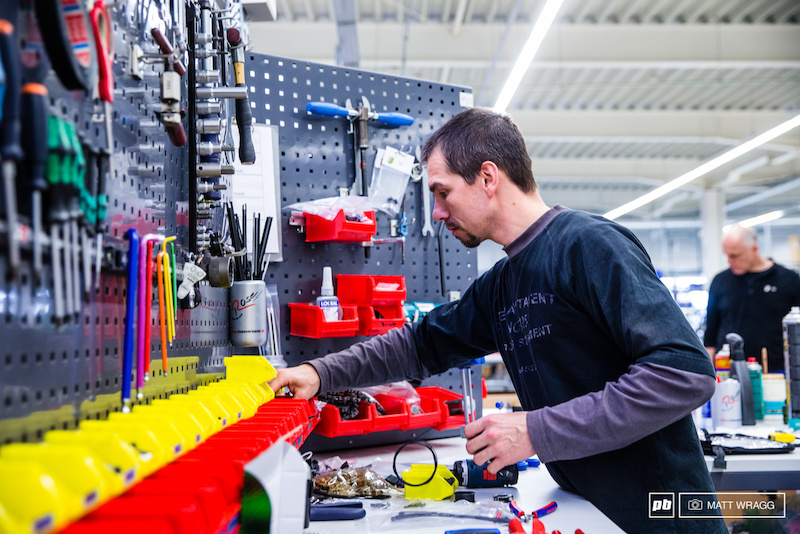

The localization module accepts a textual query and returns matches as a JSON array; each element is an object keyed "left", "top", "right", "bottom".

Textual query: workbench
[
  {"left": 703, "top": 422, "right": 800, "bottom": 491},
  {"left": 302, "top": 436, "right": 624, "bottom": 534}
]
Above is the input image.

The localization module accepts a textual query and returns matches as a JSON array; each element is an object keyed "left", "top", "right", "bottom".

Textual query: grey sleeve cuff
[
  {"left": 526, "top": 362, "right": 715, "bottom": 463},
  {"left": 305, "top": 323, "right": 430, "bottom": 394}
]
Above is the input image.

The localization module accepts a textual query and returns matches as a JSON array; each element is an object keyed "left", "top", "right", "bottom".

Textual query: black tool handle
[
  {"left": 235, "top": 97, "right": 255, "bottom": 164},
  {"left": 21, "top": 83, "right": 49, "bottom": 193},
  {"left": 0, "top": 19, "right": 23, "bottom": 162},
  {"left": 226, "top": 27, "right": 255, "bottom": 165}
]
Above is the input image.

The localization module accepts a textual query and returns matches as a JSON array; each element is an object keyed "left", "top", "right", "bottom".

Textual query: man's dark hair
[{"left": 421, "top": 107, "right": 536, "bottom": 193}]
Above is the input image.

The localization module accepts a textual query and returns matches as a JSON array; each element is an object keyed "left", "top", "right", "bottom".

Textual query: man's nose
[{"left": 432, "top": 198, "right": 447, "bottom": 222}]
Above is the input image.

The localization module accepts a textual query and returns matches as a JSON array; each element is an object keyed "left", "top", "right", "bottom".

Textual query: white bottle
[
  {"left": 711, "top": 377, "right": 742, "bottom": 429},
  {"left": 316, "top": 267, "right": 340, "bottom": 322}
]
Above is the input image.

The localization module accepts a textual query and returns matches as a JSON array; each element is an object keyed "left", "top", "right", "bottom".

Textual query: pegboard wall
[
  {"left": 0, "top": 0, "right": 230, "bottom": 434},
  {"left": 246, "top": 54, "right": 478, "bottom": 375}
]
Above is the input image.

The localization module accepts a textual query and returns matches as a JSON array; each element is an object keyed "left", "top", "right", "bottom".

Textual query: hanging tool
[
  {"left": 0, "top": 18, "right": 23, "bottom": 287},
  {"left": 34, "top": 0, "right": 96, "bottom": 92},
  {"left": 89, "top": 0, "right": 115, "bottom": 181},
  {"left": 20, "top": 83, "right": 48, "bottom": 287},
  {"left": 156, "top": 249, "right": 168, "bottom": 372},
  {"left": 122, "top": 228, "right": 140, "bottom": 413},
  {"left": 415, "top": 146, "right": 434, "bottom": 237},
  {"left": 305, "top": 100, "right": 414, "bottom": 196},
  {"left": 64, "top": 121, "right": 85, "bottom": 319},
  {"left": 150, "top": 27, "right": 186, "bottom": 76},
  {"left": 137, "top": 234, "right": 163, "bottom": 397},
  {"left": 45, "top": 116, "right": 66, "bottom": 324},
  {"left": 225, "top": 27, "right": 255, "bottom": 165},
  {"left": 94, "top": 149, "right": 109, "bottom": 290}
]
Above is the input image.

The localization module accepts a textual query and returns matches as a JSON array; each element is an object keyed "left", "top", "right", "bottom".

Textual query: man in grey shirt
[{"left": 269, "top": 108, "right": 724, "bottom": 533}]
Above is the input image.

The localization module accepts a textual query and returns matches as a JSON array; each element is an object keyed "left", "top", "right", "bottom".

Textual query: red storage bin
[
  {"left": 405, "top": 392, "right": 446, "bottom": 430},
  {"left": 416, "top": 386, "right": 466, "bottom": 430},
  {"left": 86, "top": 495, "right": 211, "bottom": 534},
  {"left": 59, "top": 518, "right": 175, "bottom": 534},
  {"left": 289, "top": 303, "right": 359, "bottom": 338},
  {"left": 371, "top": 394, "right": 410, "bottom": 432},
  {"left": 336, "top": 274, "right": 406, "bottom": 305},
  {"left": 304, "top": 209, "right": 377, "bottom": 243},
  {"left": 354, "top": 302, "right": 406, "bottom": 336},
  {"left": 313, "top": 401, "right": 374, "bottom": 438},
  {"left": 125, "top": 478, "right": 229, "bottom": 533}
]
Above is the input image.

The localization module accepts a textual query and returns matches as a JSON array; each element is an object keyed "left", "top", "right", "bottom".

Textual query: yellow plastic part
[
  {"left": 203, "top": 382, "right": 258, "bottom": 417},
  {"left": 80, "top": 419, "right": 169, "bottom": 477},
  {"left": 0, "top": 459, "right": 66, "bottom": 533},
  {"left": 43, "top": 430, "right": 140, "bottom": 492},
  {"left": 224, "top": 355, "right": 277, "bottom": 383},
  {"left": 152, "top": 397, "right": 221, "bottom": 438},
  {"left": 0, "top": 443, "right": 110, "bottom": 515},
  {"left": 132, "top": 404, "right": 206, "bottom": 448},
  {"left": 770, "top": 431, "right": 796, "bottom": 443},
  {"left": 191, "top": 388, "right": 247, "bottom": 423},
  {"left": 183, "top": 391, "right": 236, "bottom": 429},
  {"left": 401, "top": 464, "right": 458, "bottom": 500},
  {"left": 108, "top": 412, "right": 188, "bottom": 458}
]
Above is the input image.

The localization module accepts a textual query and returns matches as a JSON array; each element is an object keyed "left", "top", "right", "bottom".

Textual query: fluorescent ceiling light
[
  {"left": 604, "top": 112, "right": 800, "bottom": 221},
  {"left": 723, "top": 210, "right": 786, "bottom": 233},
  {"left": 493, "top": 0, "right": 565, "bottom": 113}
]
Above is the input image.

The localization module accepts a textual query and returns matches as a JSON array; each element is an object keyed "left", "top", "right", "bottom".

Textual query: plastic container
[
  {"left": 355, "top": 302, "right": 406, "bottom": 336},
  {"left": 336, "top": 274, "right": 406, "bottom": 305},
  {"left": 313, "top": 402, "right": 374, "bottom": 438},
  {"left": 416, "top": 387, "right": 467, "bottom": 430},
  {"left": 304, "top": 209, "right": 377, "bottom": 243},
  {"left": 712, "top": 377, "right": 742, "bottom": 429},
  {"left": 289, "top": 303, "right": 359, "bottom": 338},
  {"left": 371, "top": 394, "right": 410, "bottom": 432},
  {"left": 763, "top": 373, "right": 787, "bottom": 421},
  {"left": 316, "top": 267, "right": 340, "bottom": 322}
]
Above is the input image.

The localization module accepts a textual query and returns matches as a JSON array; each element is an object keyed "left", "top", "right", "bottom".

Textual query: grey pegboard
[
  {"left": 245, "top": 54, "right": 479, "bottom": 395},
  {"left": 0, "top": 0, "right": 230, "bottom": 426}
]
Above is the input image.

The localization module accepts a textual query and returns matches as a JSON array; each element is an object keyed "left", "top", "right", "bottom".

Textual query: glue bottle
[{"left": 316, "top": 267, "right": 340, "bottom": 322}]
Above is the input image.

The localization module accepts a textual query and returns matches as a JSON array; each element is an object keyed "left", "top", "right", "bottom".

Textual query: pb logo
[{"left": 649, "top": 493, "right": 675, "bottom": 518}]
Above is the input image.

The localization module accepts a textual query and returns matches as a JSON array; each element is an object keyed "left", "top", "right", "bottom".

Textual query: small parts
[{"left": 317, "top": 390, "right": 386, "bottom": 421}]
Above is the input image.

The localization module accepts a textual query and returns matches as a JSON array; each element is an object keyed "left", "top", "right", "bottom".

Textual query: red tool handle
[{"left": 89, "top": 0, "right": 114, "bottom": 103}]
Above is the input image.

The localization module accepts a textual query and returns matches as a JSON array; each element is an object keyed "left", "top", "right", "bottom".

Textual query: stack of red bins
[
  {"left": 313, "top": 385, "right": 466, "bottom": 438},
  {"left": 58, "top": 398, "right": 320, "bottom": 534},
  {"left": 336, "top": 274, "right": 407, "bottom": 336}
]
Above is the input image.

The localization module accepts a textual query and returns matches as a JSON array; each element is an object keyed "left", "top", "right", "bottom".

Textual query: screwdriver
[
  {"left": 94, "top": 149, "right": 109, "bottom": 290},
  {"left": 64, "top": 121, "right": 85, "bottom": 317},
  {"left": 20, "top": 83, "right": 48, "bottom": 287},
  {"left": 0, "top": 19, "right": 23, "bottom": 286},
  {"left": 45, "top": 116, "right": 70, "bottom": 324},
  {"left": 89, "top": 0, "right": 115, "bottom": 181}
]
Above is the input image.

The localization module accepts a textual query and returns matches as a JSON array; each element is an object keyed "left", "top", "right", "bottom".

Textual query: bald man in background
[{"left": 704, "top": 224, "right": 800, "bottom": 372}]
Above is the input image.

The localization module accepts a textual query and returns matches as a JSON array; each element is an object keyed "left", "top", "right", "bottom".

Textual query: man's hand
[
  {"left": 464, "top": 412, "right": 535, "bottom": 474},
  {"left": 267, "top": 364, "right": 321, "bottom": 399}
]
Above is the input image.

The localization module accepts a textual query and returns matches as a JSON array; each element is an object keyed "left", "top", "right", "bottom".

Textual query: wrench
[{"left": 416, "top": 146, "right": 434, "bottom": 236}]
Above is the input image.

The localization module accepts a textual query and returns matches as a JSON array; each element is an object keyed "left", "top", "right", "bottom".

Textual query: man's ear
[{"left": 479, "top": 160, "right": 500, "bottom": 197}]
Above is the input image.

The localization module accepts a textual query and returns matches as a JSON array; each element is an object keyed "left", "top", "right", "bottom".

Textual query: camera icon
[{"left": 687, "top": 499, "right": 703, "bottom": 511}]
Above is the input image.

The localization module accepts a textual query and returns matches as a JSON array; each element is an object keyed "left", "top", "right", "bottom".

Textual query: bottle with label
[
  {"left": 316, "top": 267, "right": 340, "bottom": 322},
  {"left": 711, "top": 377, "right": 742, "bottom": 429},
  {"left": 715, "top": 344, "right": 731, "bottom": 379},
  {"left": 747, "top": 357, "right": 764, "bottom": 420}
]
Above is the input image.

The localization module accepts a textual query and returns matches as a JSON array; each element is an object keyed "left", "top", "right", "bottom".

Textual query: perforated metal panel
[
  {"left": 246, "top": 54, "right": 477, "bottom": 373},
  {"left": 0, "top": 1, "right": 229, "bottom": 430}
]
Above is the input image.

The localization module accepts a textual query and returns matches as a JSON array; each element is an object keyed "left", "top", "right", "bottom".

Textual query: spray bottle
[{"left": 727, "top": 333, "right": 755, "bottom": 426}]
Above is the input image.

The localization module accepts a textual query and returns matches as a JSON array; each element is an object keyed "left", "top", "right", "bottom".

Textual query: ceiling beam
[
  {"left": 247, "top": 23, "right": 800, "bottom": 65},
  {"left": 512, "top": 110, "right": 798, "bottom": 139}
]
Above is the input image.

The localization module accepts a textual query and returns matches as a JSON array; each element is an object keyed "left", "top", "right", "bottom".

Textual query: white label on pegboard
[
  {"left": 459, "top": 92, "right": 474, "bottom": 108},
  {"left": 381, "top": 146, "right": 415, "bottom": 175}
]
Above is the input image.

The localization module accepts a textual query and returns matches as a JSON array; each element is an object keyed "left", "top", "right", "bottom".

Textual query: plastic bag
[
  {"left": 369, "top": 147, "right": 415, "bottom": 217},
  {"left": 284, "top": 195, "right": 375, "bottom": 221},
  {"left": 361, "top": 381, "right": 423, "bottom": 414},
  {"left": 313, "top": 467, "right": 403, "bottom": 498}
]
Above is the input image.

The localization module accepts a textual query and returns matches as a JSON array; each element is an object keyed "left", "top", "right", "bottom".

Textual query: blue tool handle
[
  {"left": 374, "top": 111, "right": 414, "bottom": 127},
  {"left": 309, "top": 507, "right": 366, "bottom": 521},
  {"left": 122, "top": 228, "right": 140, "bottom": 405},
  {"left": 306, "top": 101, "right": 351, "bottom": 118},
  {"left": 444, "top": 530, "right": 501, "bottom": 534},
  {"left": 459, "top": 357, "right": 486, "bottom": 369}
]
